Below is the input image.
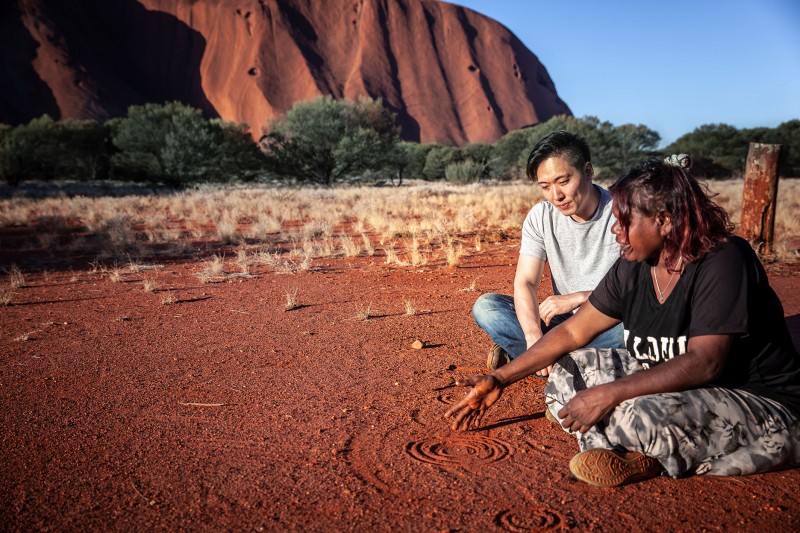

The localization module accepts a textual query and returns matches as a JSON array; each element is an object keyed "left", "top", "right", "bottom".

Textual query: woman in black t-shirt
[{"left": 445, "top": 158, "right": 800, "bottom": 487}]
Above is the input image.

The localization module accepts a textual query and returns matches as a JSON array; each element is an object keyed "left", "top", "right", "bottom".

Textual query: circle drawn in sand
[
  {"left": 436, "top": 392, "right": 460, "bottom": 405},
  {"left": 494, "top": 508, "right": 564, "bottom": 531},
  {"left": 405, "top": 435, "right": 510, "bottom": 466}
]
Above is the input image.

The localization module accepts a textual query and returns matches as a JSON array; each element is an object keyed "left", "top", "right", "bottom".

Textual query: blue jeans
[{"left": 472, "top": 293, "right": 624, "bottom": 358}]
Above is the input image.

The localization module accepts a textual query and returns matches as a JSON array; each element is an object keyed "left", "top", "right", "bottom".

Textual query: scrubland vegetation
[
  {"left": 0, "top": 181, "right": 538, "bottom": 272},
  {"left": 2, "top": 97, "right": 797, "bottom": 302},
  {"left": 1, "top": 178, "right": 798, "bottom": 276},
  {"left": 2, "top": 98, "right": 798, "bottom": 188}
]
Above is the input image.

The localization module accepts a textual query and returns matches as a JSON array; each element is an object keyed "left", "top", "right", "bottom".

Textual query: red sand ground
[{"left": 2, "top": 242, "right": 800, "bottom": 531}]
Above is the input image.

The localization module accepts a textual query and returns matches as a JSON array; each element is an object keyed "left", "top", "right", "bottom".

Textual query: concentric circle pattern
[
  {"left": 494, "top": 508, "right": 563, "bottom": 531},
  {"left": 405, "top": 435, "right": 510, "bottom": 465}
]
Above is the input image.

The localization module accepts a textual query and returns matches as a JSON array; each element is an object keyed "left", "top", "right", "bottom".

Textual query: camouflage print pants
[{"left": 543, "top": 348, "right": 800, "bottom": 478}]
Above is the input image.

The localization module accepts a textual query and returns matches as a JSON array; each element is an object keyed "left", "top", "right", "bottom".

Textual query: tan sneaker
[
  {"left": 486, "top": 343, "right": 510, "bottom": 370},
  {"left": 569, "top": 448, "right": 662, "bottom": 487}
]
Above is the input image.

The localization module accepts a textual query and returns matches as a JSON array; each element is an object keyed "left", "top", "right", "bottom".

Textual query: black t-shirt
[{"left": 589, "top": 236, "right": 800, "bottom": 416}]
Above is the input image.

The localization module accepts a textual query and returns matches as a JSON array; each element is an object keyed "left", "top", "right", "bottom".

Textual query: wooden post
[{"left": 739, "top": 143, "right": 781, "bottom": 254}]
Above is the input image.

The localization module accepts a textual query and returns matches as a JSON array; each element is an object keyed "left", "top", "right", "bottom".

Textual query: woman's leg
[
  {"left": 604, "top": 388, "right": 800, "bottom": 477},
  {"left": 544, "top": 348, "right": 800, "bottom": 477},
  {"left": 544, "top": 347, "right": 643, "bottom": 450}
]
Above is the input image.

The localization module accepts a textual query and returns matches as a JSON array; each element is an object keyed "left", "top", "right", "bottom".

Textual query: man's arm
[{"left": 513, "top": 254, "right": 546, "bottom": 348}]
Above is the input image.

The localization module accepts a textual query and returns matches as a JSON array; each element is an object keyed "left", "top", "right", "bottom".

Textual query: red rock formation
[{"left": 3, "top": 0, "right": 571, "bottom": 145}]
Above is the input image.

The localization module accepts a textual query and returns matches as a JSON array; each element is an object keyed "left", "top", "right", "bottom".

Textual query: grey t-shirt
[{"left": 520, "top": 185, "right": 620, "bottom": 300}]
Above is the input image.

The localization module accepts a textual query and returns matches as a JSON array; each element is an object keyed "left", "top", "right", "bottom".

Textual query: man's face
[{"left": 535, "top": 156, "right": 594, "bottom": 220}]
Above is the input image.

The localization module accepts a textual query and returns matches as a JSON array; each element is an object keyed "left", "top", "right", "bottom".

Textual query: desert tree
[
  {"left": 109, "top": 102, "right": 263, "bottom": 186},
  {"left": 0, "top": 116, "right": 110, "bottom": 185},
  {"left": 612, "top": 123, "right": 661, "bottom": 170},
  {"left": 667, "top": 120, "right": 800, "bottom": 178},
  {"left": 763, "top": 119, "right": 800, "bottom": 176},
  {"left": 260, "top": 96, "right": 403, "bottom": 185},
  {"left": 490, "top": 128, "right": 533, "bottom": 179},
  {"left": 665, "top": 123, "right": 747, "bottom": 179}
]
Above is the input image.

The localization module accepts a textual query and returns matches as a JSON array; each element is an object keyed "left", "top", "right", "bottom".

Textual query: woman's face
[{"left": 611, "top": 205, "right": 667, "bottom": 263}]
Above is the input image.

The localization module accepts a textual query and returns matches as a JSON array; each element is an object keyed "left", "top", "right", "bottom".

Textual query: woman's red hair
[{"left": 610, "top": 159, "right": 734, "bottom": 268}]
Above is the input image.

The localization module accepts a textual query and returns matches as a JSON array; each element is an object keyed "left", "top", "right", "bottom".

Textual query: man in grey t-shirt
[{"left": 473, "top": 130, "right": 623, "bottom": 375}]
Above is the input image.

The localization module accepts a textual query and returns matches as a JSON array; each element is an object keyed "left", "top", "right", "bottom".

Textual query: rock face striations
[{"left": 3, "top": 0, "right": 571, "bottom": 144}]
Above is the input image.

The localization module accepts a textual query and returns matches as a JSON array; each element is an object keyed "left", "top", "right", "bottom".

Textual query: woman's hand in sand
[{"left": 444, "top": 375, "right": 504, "bottom": 431}]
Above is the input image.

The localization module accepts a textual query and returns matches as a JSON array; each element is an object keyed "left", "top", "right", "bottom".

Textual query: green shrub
[
  {"left": 260, "top": 96, "right": 402, "bottom": 185},
  {"left": 422, "top": 145, "right": 464, "bottom": 180},
  {"left": 444, "top": 159, "right": 485, "bottom": 183},
  {"left": 667, "top": 120, "right": 800, "bottom": 178},
  {"left": 0, "top": 116, "right": 110, "bottom": 185},
  {"left": 109, "top": 102, "right": 263, "bottom": 185}
]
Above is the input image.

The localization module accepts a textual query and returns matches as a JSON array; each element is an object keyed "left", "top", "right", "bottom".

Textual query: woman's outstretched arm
[{"left": 445, "top": 302, "right": 619, "bottom": 431}]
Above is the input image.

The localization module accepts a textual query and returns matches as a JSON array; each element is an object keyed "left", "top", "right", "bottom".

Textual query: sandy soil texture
[{"left": 2, "top": 242, "right": 800, "bottom": 531}]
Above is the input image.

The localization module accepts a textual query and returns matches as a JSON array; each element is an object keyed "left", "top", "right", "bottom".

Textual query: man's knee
[
  {"left": 472, "top": 293, "right": 505, "bottom": 323},
  {"left": 588, "top": 323, "right": 625, "bottom": 349}
]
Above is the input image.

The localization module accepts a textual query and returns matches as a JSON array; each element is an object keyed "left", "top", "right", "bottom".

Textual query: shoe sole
[
  {"left": 569, "top": 448, "right": 662, "bottom": 487},
  {"left": 486, "top": 344, "right": 509, "bottom": 371}
]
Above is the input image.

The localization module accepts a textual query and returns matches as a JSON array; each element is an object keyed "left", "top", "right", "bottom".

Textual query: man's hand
[
  {"left": 538, "top": 293, "right": 582, "bottom": 326},
  {"left": 444, "top": 375, "right": 504, "bottom": 431},
  {"left": 557, "top": 385, "right": 618, "bottom": 433}
]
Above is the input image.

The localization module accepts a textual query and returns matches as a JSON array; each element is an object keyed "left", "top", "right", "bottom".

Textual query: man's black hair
[{"left": 525, "top": 130, "right": 591, "bottom": 180}]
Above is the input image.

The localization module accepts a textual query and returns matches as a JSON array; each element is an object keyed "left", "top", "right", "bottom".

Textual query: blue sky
[{"left": 450, "top": 0, "right": 800, "bottom": 146}]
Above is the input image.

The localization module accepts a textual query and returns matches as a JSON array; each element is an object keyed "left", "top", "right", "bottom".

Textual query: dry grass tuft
[
  {"left": 445, "top": 239, "right": 464, "bottom": 268},
  {"left": 248, "top": 215, "right": 282, "bottom": 240},
  {"left": 361, "top": 233, "right": 375, "bottom": 256},
  {"left": 409, "top": 236, "right": 428, "bottom": 267},
  {"left": 356, "top": 302, "right": 372, "bottom": 321},
  {"left": 404, "top": 299, "right": 417, "bottom": 316},
  {"left": 15, "top": 331, "right": 35, "bottom": 342},
  {"left": 215, "top": 219, "right": 240, "bottom": 244},
  {"left": 284, "top": 287, "right": 300, "bottom": 311},
  {"left": 384, "top": 244, "right": 399, "bottom": 265},
  {"left": 1, "top": 288, "right": 13, "bottom": 306},
  {"left": 772, "top": 239, "right": 800, "bottom": 263},
  {"left": 197, "top": 254, "right": 226, "bottom": 283},
  {"left": 298, "top": 254, "right": 313, "bottom": 271},
  {"left": 126, "top": 259, "right": 163, "bottom": 273},
  {"left": 160, "top": 291, "right": 177, "bottom": 305},
  {"left": 461, "top": 278, "right": 481, "bottom": 292},
  {"left": 8, "top": 264, "right": 25, "bottom": 288},
  {"left": 142, "top": 278, "right": 158, "bottom": 293},
  {"left": 339, "top": 234, "right": 361, "bottom": 257}
]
